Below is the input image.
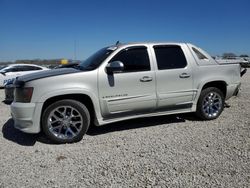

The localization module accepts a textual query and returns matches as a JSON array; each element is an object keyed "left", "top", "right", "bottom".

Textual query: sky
[{"left": 0, "top": 0, "right": 250, "bottom": 62}]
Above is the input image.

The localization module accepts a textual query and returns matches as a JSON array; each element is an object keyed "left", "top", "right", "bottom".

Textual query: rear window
[
  {"left": 21, "top": 66, "right": 42, "bottom": 71},
  {"left": 192, "top": 47, "right": 208, "bottom": 60},
  {"left": 154, "top": 45, "right": 187, "bottom": 70}
]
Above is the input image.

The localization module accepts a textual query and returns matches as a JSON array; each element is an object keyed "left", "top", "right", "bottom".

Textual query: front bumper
[{"left": 11, "top": 102, "right": 42, "bottom": 133}]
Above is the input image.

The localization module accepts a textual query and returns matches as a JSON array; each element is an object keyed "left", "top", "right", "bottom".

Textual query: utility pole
[{"left": 74, "top": 40, "right": 77, "bottom": 61}]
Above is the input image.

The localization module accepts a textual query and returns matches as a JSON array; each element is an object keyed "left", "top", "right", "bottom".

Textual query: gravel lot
[{"left": 0, "top": 70, "right": 250, "bottom": 187}]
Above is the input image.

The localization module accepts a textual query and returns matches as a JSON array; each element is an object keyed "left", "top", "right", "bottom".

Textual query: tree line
[{"left": 222, "top": 53, "right": 249, "bottom": 59}]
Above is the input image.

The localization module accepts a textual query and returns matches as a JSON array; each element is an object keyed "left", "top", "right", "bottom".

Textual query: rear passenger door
[{"left": 153, "top": 45, "right": 194, "bottom": 110}]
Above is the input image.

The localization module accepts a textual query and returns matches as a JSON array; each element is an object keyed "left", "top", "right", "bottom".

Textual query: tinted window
[
  {"left": 111, "top": 47, "right": 150, "bottom": 72},
  {"left": 15, "top": 66, "right": 25, "bottom": 71},
  {"left": 80, "top": 47, "right": 116, "bottom": 71},
  {"left": 7, "top": 67, "right": 19, "bottom": 72},
  {"left": 154, "top": 45, "right": 187, "bottom": 70},
  {"left": 192, "top": 47, "right": 208, "bottom": 60},
  {"left": 2, "top": 68, "right": 12, "bottom": 72},
  {"left": 0, "top": 65, "right": 7, "bottom": 70},
  {"left": 21, "top": 66, "right": 42, "bottom": 71}
]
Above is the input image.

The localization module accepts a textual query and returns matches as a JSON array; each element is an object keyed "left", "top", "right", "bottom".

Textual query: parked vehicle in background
[
  {"left": 0, "top": 64, "right": 49, "bottom": 88},
  {"left": 10, "top": 42, "right": 246, "bottom": 143},
  {"left": 4, "top": 79, "right": 15, "bottom": 104},
  {"left": 241, "top": 60, "right": 250, "bottom": 68},
  {"left": 2, "top": 63, "right": 77, "bottom": 104},
  {"left": 216, "top": 57, "right": 250, "bottom": 68},
  {"left": 0, "top": 65, "right": 7, "bottom": 70}
]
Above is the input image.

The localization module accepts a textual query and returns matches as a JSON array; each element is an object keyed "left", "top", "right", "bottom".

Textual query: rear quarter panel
[
  {"left": 191, "top": 61, "right": 240, "bottom": 106},
  {"left": 186, "top": 43, "right": 240, "bottom": 93}
]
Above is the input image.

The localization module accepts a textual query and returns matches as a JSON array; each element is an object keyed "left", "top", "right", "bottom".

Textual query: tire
[
  {"left": 42, "top": 99, "right": 90, "bottom": 144},
  {"left": 196, "top": 87, "right": 225, "bottom": 120}
]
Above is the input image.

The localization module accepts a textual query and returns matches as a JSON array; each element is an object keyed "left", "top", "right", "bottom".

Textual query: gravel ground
[{"left": 0, "top": 70, "right": 250, "bottom": 187}]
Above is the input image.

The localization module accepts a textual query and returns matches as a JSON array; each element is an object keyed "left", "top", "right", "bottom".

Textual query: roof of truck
[{"left": 116, "top": 42, "right": 187, "bottom": 47}]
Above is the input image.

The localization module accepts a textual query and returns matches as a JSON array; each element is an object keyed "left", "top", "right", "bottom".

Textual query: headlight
[{"left": 15, "top": 87, "right": 34, "bottom": 103}]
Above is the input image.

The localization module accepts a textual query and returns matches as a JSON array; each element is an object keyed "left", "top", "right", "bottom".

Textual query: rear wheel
[
  {"left": 196, "top": 87, "right": 225, "bottom": 120},
  {"left": 42, "top": 99, "right": 90, "bottom": 143}
]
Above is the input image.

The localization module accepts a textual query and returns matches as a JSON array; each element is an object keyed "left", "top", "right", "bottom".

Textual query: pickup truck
[{"left": 11, "top": 42, "right": 244, "bottom": 143}]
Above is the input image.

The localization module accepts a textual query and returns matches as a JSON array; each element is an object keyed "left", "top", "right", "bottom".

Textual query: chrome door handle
[
  {"left": 140, "top": 76, "right": 153, "bottom": 82},
  {"left": 179, "top": 73, "right": 191, "bottom": 78}
]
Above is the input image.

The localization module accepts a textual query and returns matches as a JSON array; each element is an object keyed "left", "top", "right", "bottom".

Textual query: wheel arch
[
  {"left": 201, "top": 80, "right": 227, "bottom": 97},
  {"left": 41, "top": 94, "right": 96, "bottom": 125}
]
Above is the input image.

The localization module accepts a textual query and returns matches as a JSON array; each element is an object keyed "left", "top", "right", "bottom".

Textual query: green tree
[
  {"left": 222, "top": 53, "right": 237, "bottom": 59},
  {"left": 239, "top": 54, "right": 249, "bottom": 57}
]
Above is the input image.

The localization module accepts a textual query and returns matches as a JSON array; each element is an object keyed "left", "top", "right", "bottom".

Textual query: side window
[
  {"left": 192, "top": 47, "right": 208, "bottom": 60},
  {"left": 154, "top": 45, "right": 187, "bottom": 70},
  {"left": 22, "top": 66, "right": 42, "bottom": 71},
  {"left": 15, "top": 66, "right": 25, "bottom": 71},
  {"left": 110, "top": 47, "right": 150, "bottom": 72},
  {"left": 10, "top": 66, "right": 20, "bottom": 72},
  {"left": 10, "top": 66, "right": 28, "bottom": 72},
  {"left": 30, "top": 66, "right": 42, "bottom": 70},
  {"left": 2, "top": 68, "right": 12, "bottom": 73}
]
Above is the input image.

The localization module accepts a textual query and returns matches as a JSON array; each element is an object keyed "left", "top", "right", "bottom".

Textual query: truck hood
[{"left": 14, "top": 68, "right": 80, "bottom": 87}]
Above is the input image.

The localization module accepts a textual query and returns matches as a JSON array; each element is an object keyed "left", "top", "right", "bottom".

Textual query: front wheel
[
  {"left": 42, "top": 99, "right": 90, "bottom": 144},
  {"left": 196, "top": 87, "right": 225, "bottom": 120}
]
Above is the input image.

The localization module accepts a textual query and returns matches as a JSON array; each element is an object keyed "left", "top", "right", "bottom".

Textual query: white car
[{"left": 0, "top": 64, "right": 49, "bottom": 88}]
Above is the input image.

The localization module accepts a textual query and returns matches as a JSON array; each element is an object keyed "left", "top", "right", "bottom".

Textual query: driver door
[{"left": 98, "top": 46, "right": 157, "bottom": 118}]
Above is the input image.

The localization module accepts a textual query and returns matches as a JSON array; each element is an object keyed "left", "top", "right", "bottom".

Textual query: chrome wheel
[
  {"left": 202, "top": 92, "right": 222, "bottom": 118},
  {"left": 47, "top": 105, "right": 83, "bottom": 140}
]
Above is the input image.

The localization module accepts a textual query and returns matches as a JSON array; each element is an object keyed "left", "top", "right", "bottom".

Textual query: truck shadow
[
  {"left": 2, "top": 114, "right": 194, "bottom": 145},
  {"left": 2, "top": 119, "right": 52, "bottom": 146},
  {"left": 2, "top": 100, "right": 12, "bottom": 105},
  {"left": 87, "top": 114, "right": 189, "bottom": 136}
]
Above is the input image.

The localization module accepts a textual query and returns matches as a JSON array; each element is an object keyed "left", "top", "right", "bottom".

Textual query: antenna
[
  {"left": 116, "top": 41, "right": 120, "bottom": 45},
  {"left": 74, "top": 40, "right": 77, "bottom": 61}
]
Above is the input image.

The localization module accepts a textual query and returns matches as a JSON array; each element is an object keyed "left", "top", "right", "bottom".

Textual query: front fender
[{"left": 36, "top": 88, "right": 102, "bottom": 123}]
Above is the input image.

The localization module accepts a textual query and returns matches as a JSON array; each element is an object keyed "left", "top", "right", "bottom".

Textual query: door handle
[
  {"left": 179, "top": 73, "right": 191, "bottom": 78},
  {"left": 140, "top": 76, "right": 153, "bottom": 82}
]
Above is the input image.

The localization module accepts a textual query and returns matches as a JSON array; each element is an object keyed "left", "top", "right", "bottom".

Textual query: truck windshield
[{"left": 79, "top": 47, "right": 117, "bottom": 71}]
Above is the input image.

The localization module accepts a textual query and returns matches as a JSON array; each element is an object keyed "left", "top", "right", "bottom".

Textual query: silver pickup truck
[{"left": 11, "top": 42, "right": 244, "bottom": 143}]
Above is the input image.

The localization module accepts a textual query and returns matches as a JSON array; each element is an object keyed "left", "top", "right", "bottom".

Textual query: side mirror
[
  {"left": 106, "top": 61, "right": 124, "bottom": 74},
  {"left": 0, "top": 71, "right": 6, "bottom": 76}
]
